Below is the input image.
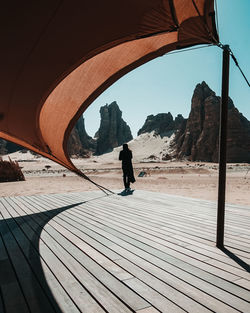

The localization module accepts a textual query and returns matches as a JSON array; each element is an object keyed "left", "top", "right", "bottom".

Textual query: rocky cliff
[
  {"left": 95, "top": 101, "right": 133, "bottom": 155},
  {"left": 68, "top": 116, "right": 96, "bottom": 157},
  {"left": 0, "top": 116, "right": 95, "bottom": 157},
  {"left": 0, "top": 139, "right": 22, "bottom": 155},
  {"left": 1, "top": 84, "right": 249, "bottom": 162},
  {"left": 174, "top": 81, "right": 250, "bottom": 162},
  {"left": 138, "top": 112, "right": 185, "bottom": 137}
]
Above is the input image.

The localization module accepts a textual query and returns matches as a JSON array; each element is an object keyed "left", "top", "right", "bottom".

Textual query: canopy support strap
[
  {"left": 74, "top": 170, "right": 115, "bottom": 195},
  {"left": 216, "top": 45, "right": 230, "bottom": 249}
]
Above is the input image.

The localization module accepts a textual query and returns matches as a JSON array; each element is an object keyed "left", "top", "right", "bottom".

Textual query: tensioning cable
[
  {"left": 217, "top": 43, "right": 250, "bottom": 88},
  {"left": 179, "top": 0, "right": 250, "bottom": 89},
  {"left": 74, "top": 170, "right": 115, "bottom": 195},
  {"left": 230, "top": 50, "right": 250, "bottom": 88}
]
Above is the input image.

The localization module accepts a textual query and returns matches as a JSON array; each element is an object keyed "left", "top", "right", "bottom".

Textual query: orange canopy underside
[{"left": 0, "top": 0, "right": 218, "bottom": 175}]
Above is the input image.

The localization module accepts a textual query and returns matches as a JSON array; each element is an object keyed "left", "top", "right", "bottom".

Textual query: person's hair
[{"left": 123, "top": 143, "right": 128, "bottom": 150}]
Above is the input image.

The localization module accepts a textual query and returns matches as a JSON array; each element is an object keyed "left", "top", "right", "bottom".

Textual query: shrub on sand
[{"left": 0, "top": 157, "right": 25, "bottom": 182}]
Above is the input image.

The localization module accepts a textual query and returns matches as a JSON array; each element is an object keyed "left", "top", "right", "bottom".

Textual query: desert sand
[{"left": 1, "top": 149, "right": 250, "bottom": 206}]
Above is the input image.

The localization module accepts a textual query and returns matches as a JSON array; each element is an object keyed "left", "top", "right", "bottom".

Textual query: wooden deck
[{"left": 0, "top": 190, "right": 249, "bottom": 313}]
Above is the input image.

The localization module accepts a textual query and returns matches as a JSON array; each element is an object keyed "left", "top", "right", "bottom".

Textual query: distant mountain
[
  {"left": 0, "top": 101, "right": 133, "bottom": 158},
  {"left": 138, "top": 112, "right": 184, "bottom": 137},
  {"left": 174, "top": 81, "right": 250, "bottom": 162},
  {"left": 94, "top": 101, "right": 133, "bottom": 155},
  {"left": 1, "top": 83, "right": 250, "bottom": 162},
  {"left": 137, "top": 81, "right": 250, "bottom": 162}
]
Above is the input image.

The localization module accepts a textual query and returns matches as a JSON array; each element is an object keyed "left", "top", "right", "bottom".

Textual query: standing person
[{"left": 119, "top": 143, "right": 135, "bottom": 192}]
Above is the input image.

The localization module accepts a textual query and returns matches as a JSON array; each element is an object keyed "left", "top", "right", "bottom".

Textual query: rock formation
[
  {"left": 95, "top": 101, "right": 133, "bottom": 155},
  {"left": 138, "top": 113, "right": 174, "bottom": 136},
  {"left": 68, "top": 116, "right": 96, "bottom": 157},
  {"left": 1, "top": 84, "right": 249, "bottom": 162},
  {"left": 0, "top": 139, "right": 22, "bottom": 155},
  {"left": 138, "top": 112, "right": 185, "bottom": 137},
  {"left": 1, "top": 116, "right": 96, "bottom": 158},
  {"left": 174, "top": 81, "right": 250, "bottom": 162}
]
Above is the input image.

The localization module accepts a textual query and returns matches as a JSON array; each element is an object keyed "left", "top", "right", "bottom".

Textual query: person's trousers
[{"left": 123, "top": 173, "right": 130, "bottom": 189}]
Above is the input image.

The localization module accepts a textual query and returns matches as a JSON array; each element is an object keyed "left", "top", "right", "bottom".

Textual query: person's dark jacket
[{"left": 119, "top": 149, "right": 135, "bottom": 183}]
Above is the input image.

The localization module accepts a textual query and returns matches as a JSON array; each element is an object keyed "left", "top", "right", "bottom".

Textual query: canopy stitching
[
  {"left": 191, "top": 0, "right": 219, "bottom": 44},
  {"left": 169, "top": 0, "right": 180, "bottom": 28}
]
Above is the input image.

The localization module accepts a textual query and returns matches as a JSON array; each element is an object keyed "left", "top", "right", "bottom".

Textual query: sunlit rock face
[
  {"left": 174, "top": 81, "right": 250, "bottom": 162},
  {"left": 95, "top": 101, "right": 132, "bottom": 155}
]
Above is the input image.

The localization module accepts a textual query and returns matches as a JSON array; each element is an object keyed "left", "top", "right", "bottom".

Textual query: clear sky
[{"left": 84, "top": 0, "right": 250, "bottom": 138}]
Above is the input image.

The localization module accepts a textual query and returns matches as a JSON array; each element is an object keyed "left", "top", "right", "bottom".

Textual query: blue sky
[{"left": 84, "top": 0, "right": 250, "bottom": 138}]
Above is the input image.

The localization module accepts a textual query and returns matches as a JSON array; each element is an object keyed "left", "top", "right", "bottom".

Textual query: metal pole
[{"left": 216, "top": 45, "right": 230, "bottom": 248}]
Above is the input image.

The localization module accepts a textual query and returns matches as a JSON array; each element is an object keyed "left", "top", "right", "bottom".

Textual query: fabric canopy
[{"left": 0, "top": 0, "right": 218, "bottom": 176}]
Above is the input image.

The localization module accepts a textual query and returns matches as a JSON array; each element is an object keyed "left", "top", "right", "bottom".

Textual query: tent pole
[{"left": 216, "top": 45, "right": 230, "bottom": 249}]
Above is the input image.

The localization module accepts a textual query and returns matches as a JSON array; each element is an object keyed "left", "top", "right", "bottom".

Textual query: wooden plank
[
  {"left": 171, "top": 234, "right": 250, "bottom": 264},
  {"left": 64, "top": 201, "right": 248, "bottom": 281},
  {"left": 116, "top": 258, "right": 235, "bottom": 313},
  {"left": 0, "top": 231, "right": 29, "bottom": 313},
  {"left": 24, "top": 196, "right": 250, "bottom": 312},
  {"left": 36, "top": 193, "right": 250, "bottom": 280},
  {"left": 51, "top": 191, "right": 250, "bottom": 248},
  {"left": 62, "top": 191, "right": 250, "bottom": 243},
  {"left": 18, "top": 195, "right": 124, "bottom": 261},
  {"left": 0, "top": 201, "right": 56, "bottom": 313},
  {"left": 124, "top": 277, "right": 185, "bottom": 313},
  {"left": 51, "top": 194, "right": 231, "bottom": 247},
  {"left": 40, "top": 195, "right": 209, "bottom": 248},
  {"left": 186, "top": 245, "right": 250, "bottom": 279},
  {"left": 20, "top": 196, "right": 124, "bottom": 260},
  {"left": 136, "top": 307, "right": 160, "bottom": 313},
  {"left": 234, "top": 279, "right": 250, "bottom": 290},
  {"left": 38, "top": 194, "right": 216, "bottom": 252},
  {"left": 2, "top": 190, "right": 250, "bottom": 313},
  {"left": 5, "top": 198, "right": 124, "bottom": 313},
  {"left": 3, "top": 197, "right": 97, "bottom": 313},
  {"left": 33, "top": 193, "right": 250, "bottom": 278},
  {"left": 100, "top": 195, "right": 250, "bottom": 243},
  {"left": 73, "top": 215, "right": 249, "bottom": 305},
  {"left": 67, "top": 199, "right": 249, "bottom": 277},
  {"left": 90, "top": 195, "right": 250, "bottom": 264},
  {"left": 40, "top": 224, "right": 149, "bottom": 312},
  {"left": 21, "top": 196, "right": 215, "bottom": 312},
  {"left": 0, "top": 288, "right": 4, "bottom": 313},
  {"left": 226, "top": 246, "right": 250, "bottom": 261},
  {"left": 115, "top": 190, "right": 250, "bottom": 228},
  {"left": 38, "top": 194, "right": 250, "bottom": 283},
  {"left": 14, "top": 196, "right": 149, "bottom": 312}
]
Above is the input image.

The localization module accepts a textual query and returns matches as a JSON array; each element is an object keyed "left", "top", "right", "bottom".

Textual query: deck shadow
[
  {"left": 221, "top": 247, "right": 250, "bottom": 273},
  {"left": 0, "top": 196, "right": 100, "bottom": 312}
]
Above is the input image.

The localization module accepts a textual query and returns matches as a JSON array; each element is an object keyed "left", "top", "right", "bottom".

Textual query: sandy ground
[{"left": 1, "top": 151, "right": 250, "bottom": 206}]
